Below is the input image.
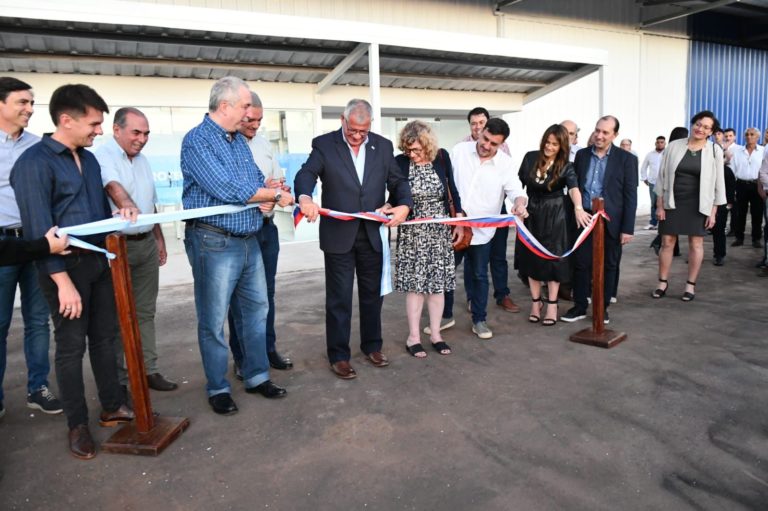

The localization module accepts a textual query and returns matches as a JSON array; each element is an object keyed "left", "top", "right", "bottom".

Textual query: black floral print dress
[{"left": 394, "top": 161, "right": 455, "bottom": 294}]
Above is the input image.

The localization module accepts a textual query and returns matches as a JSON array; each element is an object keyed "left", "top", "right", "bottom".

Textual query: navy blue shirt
[{"left": 10, "top": 135, "right": 112, "bottom": 274}]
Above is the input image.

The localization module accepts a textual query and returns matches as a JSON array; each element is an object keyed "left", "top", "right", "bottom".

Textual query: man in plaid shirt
[{"left": 181, "top": 77, "right": 294, "bottom": 416}]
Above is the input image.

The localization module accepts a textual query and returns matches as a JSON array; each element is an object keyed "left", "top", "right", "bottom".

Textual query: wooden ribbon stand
[
  {"left": 569, "top": 198, "right": 627, "bottom": 349},
  {"left": 102, "top": 234, "right": 189, "bottom": 456}
]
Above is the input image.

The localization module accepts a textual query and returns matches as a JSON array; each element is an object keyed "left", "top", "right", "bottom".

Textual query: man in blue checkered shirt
[{"left": 181, "top": 76, "right": 294, "bottom": 416}]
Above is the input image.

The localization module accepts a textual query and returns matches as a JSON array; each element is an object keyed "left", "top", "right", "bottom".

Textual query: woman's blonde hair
[{"left": 398, "top": 120, "right": 439, "bottom": 162}]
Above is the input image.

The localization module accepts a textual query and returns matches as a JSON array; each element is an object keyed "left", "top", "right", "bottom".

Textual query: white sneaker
[
  {"left": 610, "top": 297, "right": 617, "bottom": 304},
  {"left": 423, "top": 317, "right": 455, "bottom": 335},
  {"left": 472, "top": 321, "right": 493, "bottom": 339},
  {"left": 644, "top": 224, "right": 654, "bottom": 230}
]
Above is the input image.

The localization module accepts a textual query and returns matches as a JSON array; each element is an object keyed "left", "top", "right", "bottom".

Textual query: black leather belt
[
  {"left": 187, "top": 221, "right": 250, "bottom": 238},
  {"left": 737, "top": 179, "right": 758, "bottom": 183},
  {"left": 0, "top": 227, "right": 23, "bottom": 238},
  {"left": 125, "top": 232, "right": 151, "bottom": 241}
]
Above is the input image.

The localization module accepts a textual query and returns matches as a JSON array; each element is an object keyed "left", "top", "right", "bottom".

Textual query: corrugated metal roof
[{"left": 0, "top": 16, "right": 590, "bottom": 95}]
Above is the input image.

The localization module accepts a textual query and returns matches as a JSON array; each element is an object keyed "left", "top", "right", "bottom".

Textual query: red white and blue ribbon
[{"left": 294, "top": 207, "right": 610, "bottom": 295}]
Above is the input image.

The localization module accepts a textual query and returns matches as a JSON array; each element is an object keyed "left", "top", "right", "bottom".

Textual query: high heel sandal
[
  {"left": 652, "top": 278, "right": 668, "bottom": 299},
  {"left": 542, "top": 299, "right": 558, "bottom": 326},
  {"left": 528, "top": 297, "right": 543, "bottom": 323},
  {"left": 681, "top": 281, "right": 696, "bottom": 302}
]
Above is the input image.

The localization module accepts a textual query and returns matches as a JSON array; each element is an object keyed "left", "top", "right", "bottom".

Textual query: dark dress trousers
[
  {"left": 294, "top": 129, "right": 412, "bottom": 363},
  {"left": 572, "top": 145, "right": 638, "bottom": 311}
]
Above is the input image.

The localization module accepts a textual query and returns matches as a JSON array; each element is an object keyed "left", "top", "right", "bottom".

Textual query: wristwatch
[{"left": 273, "top": 189, "right": 282, "bottom": 202}]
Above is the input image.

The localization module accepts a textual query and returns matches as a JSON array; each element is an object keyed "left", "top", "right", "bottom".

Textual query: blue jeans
[
  {"left": 229, "top": 219, "right": 279, "bottom": 366},
  {"left": 648, "top": 184, "right": 658, "bottom": 226},
  {"left": 185, "top": 226, "right": 270, "bottom": 397},
  {"left": 465, "top": 242, "right": 493, "bottom": 323},
  {"left": 0, "top": 255, "right": 51, "bottom": 403}
]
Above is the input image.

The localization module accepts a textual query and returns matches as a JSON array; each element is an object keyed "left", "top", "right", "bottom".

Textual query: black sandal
[
  {"left": 431, "top": 341, "right": 452, "bottom": 355},
  {"left": 681, "top": 281, "right": 696, "bottom": 302},
  {"left": 652, "top": 278, "right": 668, "bottom": 299},
  {"left": 542, "top": 298, "right": 558, "bottom": 326},
  {"left": 406, "top": 342, "right": 427, "bottom": 358},
  {"left": 528, "top": 297, "right": 543, "bottom": 323}
]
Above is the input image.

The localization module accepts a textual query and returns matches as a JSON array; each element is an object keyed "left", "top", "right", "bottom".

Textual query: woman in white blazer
[{"left": 653, "top": 111, "right": 726, "bottom": 301}]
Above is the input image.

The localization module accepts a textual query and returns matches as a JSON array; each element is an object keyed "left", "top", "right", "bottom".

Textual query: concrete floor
[{"left": 0, "top": 219, "right": 767, "bottom": 511}]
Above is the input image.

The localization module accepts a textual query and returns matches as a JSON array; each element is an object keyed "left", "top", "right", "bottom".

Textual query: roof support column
[
  {"left": 368, "top": 42, "right": 382, "bottom": 133},
  {"left": 598, "top": 65, "right": 605, "bottom": 117}
]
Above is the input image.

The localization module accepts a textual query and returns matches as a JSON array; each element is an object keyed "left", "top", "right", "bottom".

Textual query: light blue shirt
[
  {"left": 95, "top": 137, "right": 158, "bottom": 235},
  {"left": 0, "top": 129, "right": 40, "bottom": 227},
  {"left": 582, "top": 145, "right": 611, "bottom": 210},
  {"left": 342, "top": 131, "right": 368, "bottom": 184}
]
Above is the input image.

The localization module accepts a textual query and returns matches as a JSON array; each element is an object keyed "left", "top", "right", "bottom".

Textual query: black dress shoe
[
  {"left": 731, "top": 239, "right": 744, "bottom": 247},
  {"left": 68, "top": 424, "right": 96, "bottom": 460},
  {"left": 209, "top": 393, "right": 238, "bottom": 415},
  {"left": 245, "top": 380, "right": 287, "bottom": 399},
  {"left": 268, "top": 351, "right": 293, "bottom": 370},
  {"left": 147, "top": 373, "right": 178, "bottom": 391},
  {"left": 752, "top": 240, "right": 763, "bottom": 248},
  {"left": 99, "top": 404, "right": 135, "bottom": 427},
  {"left": 713, "top": 256, "right": 724, "bottom": 266}
]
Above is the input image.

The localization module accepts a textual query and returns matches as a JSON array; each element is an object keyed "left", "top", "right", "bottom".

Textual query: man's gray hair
[
  {"left": 250, "top": 92, "right": 262, "bottom": 108},
  {"left": 343, "top": 98, "right": 372, "bottom": 122},
  {"left": 113, "top": 107, "right": 146, "bottom": 128},
  {"left": 208, "top": 76, "right": 248, "bottom": 113}
]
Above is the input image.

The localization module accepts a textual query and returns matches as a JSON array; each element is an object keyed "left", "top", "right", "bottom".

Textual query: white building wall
[
  {"left": 135, "top": 0, "right": 497, "bottom": 35},
  {"left": 501, "top": 16, "right": 689, "bottom": 216}
]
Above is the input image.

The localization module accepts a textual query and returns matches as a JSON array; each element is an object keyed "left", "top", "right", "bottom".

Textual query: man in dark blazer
[
  {"left": 294, "top": 99, "right": 412, "bottom": 379},
  {"left": 561, "top": 115, "right": 638, "bottom": 324}
]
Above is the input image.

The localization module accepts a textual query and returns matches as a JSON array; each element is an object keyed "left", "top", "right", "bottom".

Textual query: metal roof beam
[
  {"left": 345, "top": 70, "right": 546, "bottom": 88},
  {"left": 316, "top": 42, "right": 368, "bottom": 94},
  {"left": 378, "top": 52, "right": 573, "bottom": 74},
  {"left": 0, "top": 21, "right": 353, "bottom": 56},
  {"left": 523, "top": 64, "right": 600, "bottom": 105},
  {"left": 0, "top": 52, "right": 331, "bottom": 75},
  {"left": 640, "top": 0, "right": 739, "bottom": 28}
]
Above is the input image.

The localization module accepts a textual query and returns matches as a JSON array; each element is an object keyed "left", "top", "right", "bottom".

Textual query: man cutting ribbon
[{"left": 294, "top": 98, "right": 412, "bottom": 380}]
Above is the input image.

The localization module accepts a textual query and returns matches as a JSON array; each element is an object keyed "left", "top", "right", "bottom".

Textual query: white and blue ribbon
[{"left": 56, "top": 204, "right": 259, "bottom": 259}]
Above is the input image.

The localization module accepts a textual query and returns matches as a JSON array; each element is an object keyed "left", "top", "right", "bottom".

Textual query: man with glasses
[
  {"left": 730, "top": 127, "right": 764, "bottom": 248},
  {"left": 295, "top": 99, "right": 412, "bottom": 379},
  {"left": 560, "top": 120, "right": 582, "bottom": 162}
]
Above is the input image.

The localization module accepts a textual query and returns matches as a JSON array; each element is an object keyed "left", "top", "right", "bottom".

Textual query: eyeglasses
[
  {"left": 694, "top": 121, "right": 713, "bottom": 132},
  {"left": 342, "top": 118, "right": 370, "bottom": 137},
  {"left": 405, "top": 145, "right": 424, "bottom": 155}
]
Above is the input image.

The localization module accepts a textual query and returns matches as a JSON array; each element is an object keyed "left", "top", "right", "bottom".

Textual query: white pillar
[
  {"left": 368, "top": 42, "right": 382, "bottom": 133},
  {"left": 598, "top": 65, "right": 605, "bottom": 117}
]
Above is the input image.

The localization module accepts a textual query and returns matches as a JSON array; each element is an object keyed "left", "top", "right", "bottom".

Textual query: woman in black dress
[
  {"left": 654, "top": 111, "right": 726, "bottom": 301},
  {"left": 518, "top": 125, "right": 591, "bottom": 325}
]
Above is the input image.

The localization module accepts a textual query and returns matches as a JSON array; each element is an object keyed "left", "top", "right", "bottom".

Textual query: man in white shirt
[
  {"left": 640, "top": 135, "right": 666, "bottom": 229},
  {"left": 450, "top": 118, "right": 527, "bottom": 340},
  {"left": 723, "top": 127, "right": 740, "bottom": 237},
  {"left": 96, "top": 107, "right": 177, "bottom": 393},
  {"left": 458, "top": 107, "right": 518, "bottom": 314},
  {"left": 560, "top": 120, "right": 582, "bottom": 162},
  {"left": 729, "top": 127, "right": 765, "bottom": 248},
  {"left": 757, "top": 146, "right": 768, "bottom": 274},
  {"left": 229, "top": 92, "right": 293, "bottom": 374}
]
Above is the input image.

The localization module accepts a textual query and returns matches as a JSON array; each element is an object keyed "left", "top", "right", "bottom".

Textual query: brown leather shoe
[
  {"left": 330, "top": 360, "right": 357, "bottom": 379},
  {"left": 147, "top": 373, "right": 178, "bottom": 391},
  {"left": 99, "top": 404, "right": 135, "bottom": 427},
  {"left": 365, "top": 351, "right": 389, "bottom": 367},
  {"left": 497, "top": 295, "right": 521, "bottom": 313},
  {"left": 68, "top": 424, "right": 96, "bottom": 460}
]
